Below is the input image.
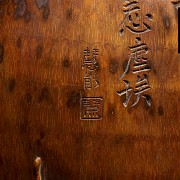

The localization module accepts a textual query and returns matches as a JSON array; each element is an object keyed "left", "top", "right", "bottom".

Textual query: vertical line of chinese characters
[
  {"left": 117, "top": 0, "right": 153, "bottom": 108},
  {"left": 80, "top": 48, "right": 103, "bottom": 120},
  {"left": 83, "top": 48, "right": 99, "bottom": 91}
]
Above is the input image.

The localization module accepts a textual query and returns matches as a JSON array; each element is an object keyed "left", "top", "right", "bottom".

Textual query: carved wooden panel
[{"left": 0, "top": 0, "right": 180, "bottom": 179}]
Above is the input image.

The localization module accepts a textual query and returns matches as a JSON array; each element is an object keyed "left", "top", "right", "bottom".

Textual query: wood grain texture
[{"left": 0, "top": 0, "right": 180, "bottom": 179}]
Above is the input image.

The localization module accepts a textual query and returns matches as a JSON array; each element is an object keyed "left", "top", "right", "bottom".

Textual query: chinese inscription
[
  {"left": 117, "top": 0, "right": 153, "bottom": 108},
  {"left": 80, "top": 48, "right": 103, "bottom": 120},
  {"left": 83, "top": 47, "right": 99, "bottom": 91},
  {"left": 80, "top": 97, "right": 103, "bottom": 120},
  {"left": 120, "top": 0, "right": 153, "bottom": 36}
]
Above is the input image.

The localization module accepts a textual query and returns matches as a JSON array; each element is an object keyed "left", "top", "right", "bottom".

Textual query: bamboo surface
[{"left": 0, "top": 0, "right": 180, "bottom": 179}]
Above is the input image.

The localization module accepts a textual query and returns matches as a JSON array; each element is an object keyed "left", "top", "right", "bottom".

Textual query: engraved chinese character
[
  {"left": 80, "top": 97, "right": 103, "bottom": 120},
  {"left": 120, "top": 0, "right": 153, "bottom": 36},
  {"left": 84, "top": 74, "right": 99, "bottom": 91},
  {"left": 120, "top": 37, "right": 151, "bottom": 79},
  {"left": 117, "top": 74, "right": 151, "bottom": 107},
  {"left": 83, "top": 47, "right": 100, "bottom": 91},
  {"left": 83, "top": 47, "right": 99, "bottom": 71}
]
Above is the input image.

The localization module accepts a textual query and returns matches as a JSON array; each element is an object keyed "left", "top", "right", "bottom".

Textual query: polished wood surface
[{"left": 0, "top": 0, "right": 180, "bottom": 179}]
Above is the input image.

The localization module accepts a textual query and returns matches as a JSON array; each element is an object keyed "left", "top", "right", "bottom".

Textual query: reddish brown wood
[{"left": 0, "top": 0, "right": 180, "bottom": 179}]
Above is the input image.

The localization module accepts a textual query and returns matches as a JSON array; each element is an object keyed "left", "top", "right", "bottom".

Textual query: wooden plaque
[{"left": 0, "top": 0, "right": 180, "bottom": 179}]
